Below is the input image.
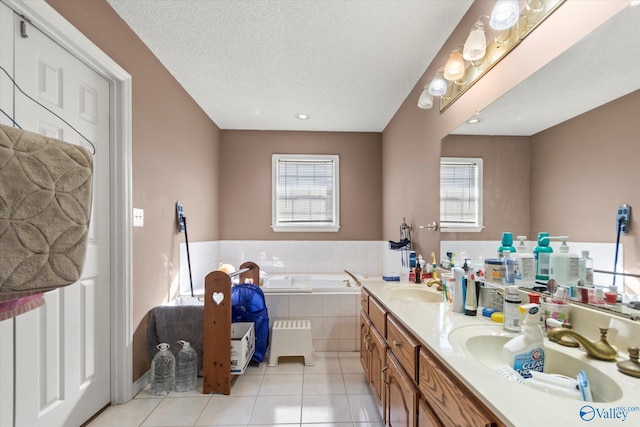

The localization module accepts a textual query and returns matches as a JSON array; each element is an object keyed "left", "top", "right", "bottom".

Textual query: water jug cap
[
  {"left": 178, "top": 340, "right": 191, "bottom": 348},
  {"left": 157, "top": 343, "right": 170, "bottom": 351}
]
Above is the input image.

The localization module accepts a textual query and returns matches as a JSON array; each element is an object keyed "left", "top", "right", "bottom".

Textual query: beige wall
[
  {"left": 219, "top": 130, "right": 382, "bottom": 240},
  {"left": 531, "top": 89, "right": 640, "bottom": 284},
  {"left": 46, "top": 0, "right": 221, "bottom": 380},
  {"left": 441, "top": 135, "right": 530, "bottom": 241}
]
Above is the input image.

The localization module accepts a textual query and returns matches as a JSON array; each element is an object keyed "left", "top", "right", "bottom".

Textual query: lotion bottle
[
  {"left": 501, "top": 303, "right": 545, "bottom": 379},
  {"left": 452, "top": 267, "right": 465, "bottom": 313},
  {"left": 513, "top": 236, "right": 536, "bottom": 287},
  {"left": 503, "top": 285, "right": 522, "bottom": 332},
  {"left": 549, "top": 237, "right": 579, "bottom": 287}
]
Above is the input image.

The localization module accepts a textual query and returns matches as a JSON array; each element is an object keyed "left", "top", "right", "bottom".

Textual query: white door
[{"left": 5, "top": 13, "right": 111, "bottom": 427}]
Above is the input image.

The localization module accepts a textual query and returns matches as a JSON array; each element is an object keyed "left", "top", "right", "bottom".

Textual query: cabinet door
[
  {"left": 360, "top": 311, "right": 371, "bottom": 374},
  {"left": 369, "top": 324, "right": 387, "bottom": 420},
  {"left": 418, "top": 399, "right": 442, "bottom": 427},
  {"left": 386, "top": 352, "right": 418, "bottom": 427}
]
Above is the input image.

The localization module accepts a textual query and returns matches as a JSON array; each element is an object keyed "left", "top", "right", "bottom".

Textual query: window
[
  {"left": 272, "top": 154, "right": 340, "bottom": 232},
  {"left": 440, "top": 157, "right": 483, "bottom": 232}
]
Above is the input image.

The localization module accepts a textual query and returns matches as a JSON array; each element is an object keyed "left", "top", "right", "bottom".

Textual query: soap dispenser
[
  {"left": 513, "top": 236, "right": 536, "bottom": 287},
  {"left": 548, "top": 236, "right": 579, "bottom": 287}
]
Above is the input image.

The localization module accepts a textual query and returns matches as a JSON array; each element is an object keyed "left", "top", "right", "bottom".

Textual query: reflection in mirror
[{"left": 442, "top": 5, "right": 640, "bottom": 320}]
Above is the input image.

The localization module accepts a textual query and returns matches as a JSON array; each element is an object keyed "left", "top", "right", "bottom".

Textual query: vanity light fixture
[
  {"left": 489, "top": 0, "right": 520, "bottom": 30},
  {"left": 463, "top": 20, "right": 487, "bottom": 62},
  {"left": 296, "top": 113, "right": 310, "bottom": 120},
  {"left": 417, "top": 86, "right": 434, "bottom": 109},
  {"left": 443, "top": 50, "right": 465, "bottom": 81},
  {"left": 428, "top": 69, "right": 448, "bottom": 96}
]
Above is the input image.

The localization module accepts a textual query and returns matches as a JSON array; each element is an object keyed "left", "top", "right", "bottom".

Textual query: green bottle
[
  {"left": 534, "top": 232, "right": 553, "bottom": 281},
  {"left": 498, "top": 232, "right": 516, "bottom": 258}
]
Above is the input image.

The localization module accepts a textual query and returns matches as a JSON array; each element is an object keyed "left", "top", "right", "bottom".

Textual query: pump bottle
[
  {"left": 534, "top": 232, "right": 553, "bottom": 281},
  {"left": 513, "top": 236, "right": 536, "bottom": 287}
]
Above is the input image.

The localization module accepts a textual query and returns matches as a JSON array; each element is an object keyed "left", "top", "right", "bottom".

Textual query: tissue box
[{"left": 230, "top": 322, "right": 255, "bottom": 374}]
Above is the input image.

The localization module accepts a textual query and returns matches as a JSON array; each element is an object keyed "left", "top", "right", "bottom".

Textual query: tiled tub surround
[
  {"left": 179, "top": 240, "right": 386, "bottom": 296},
  {"left": 178, "top": 240, "right": 382, "bottom": 354},
  {"left": 265, "top": 292, "right": 361, "bottom": 353}
]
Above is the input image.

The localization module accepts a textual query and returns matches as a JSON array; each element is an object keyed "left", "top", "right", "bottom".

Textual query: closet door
[{"left": 10, "top": 13, "right": 111, "bottom": 427}]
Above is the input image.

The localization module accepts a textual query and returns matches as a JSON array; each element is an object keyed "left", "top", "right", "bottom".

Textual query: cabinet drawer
[
  {"left": 368, "top": 296, "right": 387, "bottom": 337},
  {"left": 418, "top": 348, "right": 494, "bottom": 427},
  {"left": 361, "top": 288, "right": 370, "bottom": 314},
  {"left": 386, "top": 314, "right": 419, "bottom": 383}
]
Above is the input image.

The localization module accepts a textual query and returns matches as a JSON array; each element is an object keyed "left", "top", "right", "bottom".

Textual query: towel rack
[{"left": 202, "top": 261, "right": 260, "bottom": 394}]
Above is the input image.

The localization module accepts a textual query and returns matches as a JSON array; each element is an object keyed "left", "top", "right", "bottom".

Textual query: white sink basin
[
  {"left": 387, "top": 286, "right": 443, "bottom": 303},
  {"left": 448, "top": 325, "right": 623, "bottom": 403}
]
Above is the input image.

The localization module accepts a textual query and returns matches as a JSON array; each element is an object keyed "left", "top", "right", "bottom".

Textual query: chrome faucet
[{"left": 547, "top": 327, "right": 618, "bottom": 361}]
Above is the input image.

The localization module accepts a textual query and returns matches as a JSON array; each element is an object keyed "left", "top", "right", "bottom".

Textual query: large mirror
[{"left": 444, "top": 4, "right": 640, "bottom": 319}]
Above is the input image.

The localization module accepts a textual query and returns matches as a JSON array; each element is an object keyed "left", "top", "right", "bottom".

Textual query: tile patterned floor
[{"left": 87, "top": 352, "right": 383, "bottom": 427}]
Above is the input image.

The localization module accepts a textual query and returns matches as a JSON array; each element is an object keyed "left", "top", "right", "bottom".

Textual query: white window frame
[
  {"left": 440, "top": 157, "right": 483, "bottom": 232},
  {"left": 272, "top": 154, "right": 340, "bottom": 232}
]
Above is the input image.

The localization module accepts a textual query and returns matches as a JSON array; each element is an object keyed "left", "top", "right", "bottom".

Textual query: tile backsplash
[{"left": 179, "top": 240, "right": 386, "bottom": 295}]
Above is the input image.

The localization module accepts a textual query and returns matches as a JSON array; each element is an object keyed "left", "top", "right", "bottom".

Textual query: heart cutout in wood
[{"left": 212, "top": 292, "right": 224, "bottom": 305}]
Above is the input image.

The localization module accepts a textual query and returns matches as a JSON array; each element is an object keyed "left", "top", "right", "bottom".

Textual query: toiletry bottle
[
  {"left": 551, "top": 286, "right": 566, "bottom": 305},
  {"left": 503, "top": 285, "right": 522, "bottom": 332},
  {"left": 464, "top": 272, "right": 478, "bottom": 316},
  {"left": 534, "top": 232, "right": 553, "bottom": 281},
  {"left": 452, "top": 267, "right": 465, "bottom": 313},
  {"left": 578, "top": 250, "right": 594, "bottom": 287},
  {"left": 502, "top": 250, "right": 515, "bottom": 286},
  {"left": 498, "top": 232, "right": 516, "bottom": 258},
  {"left": 414, "top": 261, "right": 422, "bottom": 284},
  {"left": 549, "top": 237, "right": 579, "bottom": 287},
  {"left": 501, "top": 303, "right": 545, "bottom": 379},
  {"left": 431, "top": 252, "right": 438, "bottom": 279},
  {"left": 513, "top": 236, "right": 536, "bottom": 287}
]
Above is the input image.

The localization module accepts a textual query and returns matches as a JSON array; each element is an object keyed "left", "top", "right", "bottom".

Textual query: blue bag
[{"left": 231, "top": 283, "right": 269, "bottom": 363}]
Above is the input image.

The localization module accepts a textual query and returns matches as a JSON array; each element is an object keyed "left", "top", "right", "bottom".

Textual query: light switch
[{"left": 133, "top": 208, "right": 144, "bottom": 227}]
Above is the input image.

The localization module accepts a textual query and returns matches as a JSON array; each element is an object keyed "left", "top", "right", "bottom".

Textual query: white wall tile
[
  {"left": 322, "top": 295, "right": 340, "bottom": 317},
  {"left": 339, "top": 295, "right": 357, "bottom": 316},
  {"left": 289, "top": 295, "right": 307, "bottom": 317}
]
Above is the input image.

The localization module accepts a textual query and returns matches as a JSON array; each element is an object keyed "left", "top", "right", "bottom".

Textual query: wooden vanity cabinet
[
  {"left": 386, "top": 351, "right": 418, "bottom": 427},
  {"left": 419, "top": 348, "right": 497, "bottom": 427},
  {"left": 361, "top": 289, "right": 503, "bottom": 427},
  {"left": 361, "top": 290, "right": 387, "bottom": 421}
]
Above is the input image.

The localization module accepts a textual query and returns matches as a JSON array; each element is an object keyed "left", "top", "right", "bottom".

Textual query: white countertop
[{"left": 362, "top": 280, "right": 640, "bottom": 427}]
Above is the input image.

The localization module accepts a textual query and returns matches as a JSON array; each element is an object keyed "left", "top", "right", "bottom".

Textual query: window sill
[
  {"left": 440, "top": 226, "right": 484, "bottom": 233},
  {"left": 271, "top": 225, "right": 341, "bottom": 233}
]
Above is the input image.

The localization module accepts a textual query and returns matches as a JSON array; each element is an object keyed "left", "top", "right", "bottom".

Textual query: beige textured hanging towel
[{"left": 0, "top": 124, "right": 93, "bottom": 318}]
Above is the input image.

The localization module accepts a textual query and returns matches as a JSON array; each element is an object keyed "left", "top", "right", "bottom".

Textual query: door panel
[{"left": 8, "top": 12, "right": 111, "bottom": 427}]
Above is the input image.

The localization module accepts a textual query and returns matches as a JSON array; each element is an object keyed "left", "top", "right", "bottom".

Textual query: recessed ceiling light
[
  {"left": 296, "top": 114, "right": 310, "bottom": 120},
  {"left": 467, "top": 117, "right": 481, "bottom": 124}
]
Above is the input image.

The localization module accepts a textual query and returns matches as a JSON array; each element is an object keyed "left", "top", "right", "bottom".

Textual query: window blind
[
  {"left": 276, "top": 158, "right": 335, "bottom": 225},
  {"left": 440, "top": 159, "right": 481, "bottom": 227}
]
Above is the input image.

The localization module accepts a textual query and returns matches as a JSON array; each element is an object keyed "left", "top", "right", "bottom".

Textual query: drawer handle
[
  {"left": 393, "top": 340, "right": 400, "bottom": 348},
  {"left": 381, "top": 365, "right": 389, "bottom": 386}
]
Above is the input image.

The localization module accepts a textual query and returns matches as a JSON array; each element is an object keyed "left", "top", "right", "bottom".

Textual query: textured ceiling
[{"left": 106, "top": 0, "right": 473, "bottom": 132}]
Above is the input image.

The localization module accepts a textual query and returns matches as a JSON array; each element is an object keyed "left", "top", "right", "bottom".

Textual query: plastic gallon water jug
[
  {"left": 175, "top": 340, "right": 198, "bottom": 392},
  {"left": 150, "top": 343, "right": 175, "bottom": 396}
]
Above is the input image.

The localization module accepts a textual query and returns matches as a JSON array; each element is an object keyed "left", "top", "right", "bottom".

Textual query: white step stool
[{"left": 268, "top": 320, "right": 315, "bottom": 366}]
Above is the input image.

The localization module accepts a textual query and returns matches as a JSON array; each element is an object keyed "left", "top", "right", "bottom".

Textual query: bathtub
[{"left": 264, "top": 273, "right": 362, "bottom": 294}]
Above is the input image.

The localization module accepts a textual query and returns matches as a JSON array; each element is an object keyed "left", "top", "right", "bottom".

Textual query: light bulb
[
  {"left": 444, "top": 50, "right": 465, "bottom": 81},
  {"left": 489, "top": 0, "right": 520, "bottom": 30},
  {"left": 463, "top": 21, "right": 487, "bottom": 62},
  {"left": 428, "top": 70, "right": 448, "bottom": 97},
  {"left": 417, "top": 87, "right": 433, "bottom": 109}
]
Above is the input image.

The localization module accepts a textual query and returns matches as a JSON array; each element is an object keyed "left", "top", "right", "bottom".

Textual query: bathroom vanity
[{"left": 360, "top": 280, "right": 640, "bottom": 427}]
